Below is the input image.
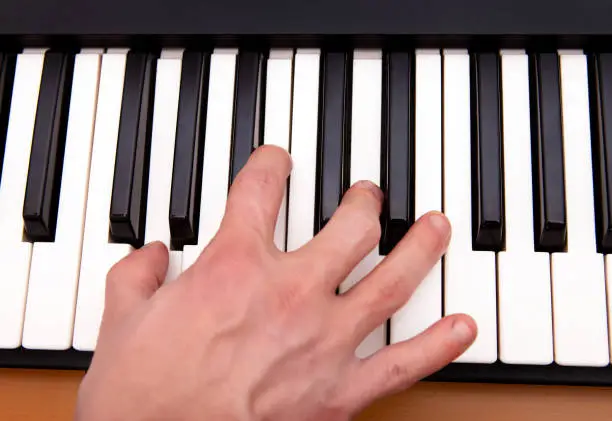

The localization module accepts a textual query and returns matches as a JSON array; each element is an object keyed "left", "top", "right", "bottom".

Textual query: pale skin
[{"left": 74, "top": 145, "right": 477, "bottom": 421}]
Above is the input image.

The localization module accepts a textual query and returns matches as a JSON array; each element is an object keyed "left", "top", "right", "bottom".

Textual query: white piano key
[
  {"left": 348, "top": 49, "right": 382, "bottom": 185},
  {"left": 607, "top": 262, "right": 612, "bottom": 359},
  {"left": 73, "top": 50, "right": 133, "bottom": 351},
  {"left": 144, "top": 50, "right": 183, "bottom": 283},
  {"left": 21, "top": 51, "right": 102, "bottom": 350},
  {"left": 553, "top": 51, "right": 609, "bottom": 366},
  {"left": 339, "top": 49, "right": 385, "bottom": 358},
  {"left": 286, "top": 49, "right": 320, "bottom": 253},
  {"left": 391, "top": 49, "right": 442, "bottom": 344},
  {"left": 0, "top": 49, "right": 45, "bottom": 348},
  {"left": 443, "top": 49, "right": 497, "bottom": 364},
  {"left": 182, "top": 49, "right": 237, "bottom": 271},
  {"left": 497, "top": 50, "right": 553, "bottom": 365},
  {"left": 263, "top": 49, "right": 293, "bottom": 251}
]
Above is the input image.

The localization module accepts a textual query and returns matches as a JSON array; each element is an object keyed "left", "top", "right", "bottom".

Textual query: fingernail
[
  {"left": 354, "top": 180, "right": 383, "bottom": 201},
  {"left": 428, "top": 212, "right": 450, "bottom": 236},
  {"left": 452, "top": 319, "right": 475, "bottom": 344}
]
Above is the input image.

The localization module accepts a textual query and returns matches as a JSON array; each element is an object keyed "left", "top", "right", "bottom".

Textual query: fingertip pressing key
[
  {"left": 423, "top": 211, "right": 451, "bottom": 240},
  {"left": 451, "top": 314, "right": 478, "bottom": 345},
  {"left": 351, "top": 180, "right": 383, "bottom": 202}
]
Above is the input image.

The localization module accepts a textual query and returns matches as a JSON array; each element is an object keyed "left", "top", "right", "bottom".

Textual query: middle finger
[{"left": 292, "top": 180, "right": 383, "bottom": 291}]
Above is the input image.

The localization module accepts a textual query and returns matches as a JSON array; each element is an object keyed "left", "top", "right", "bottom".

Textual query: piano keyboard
[{"left": 2, "top": 46, "right": 612, "bottom": 386}]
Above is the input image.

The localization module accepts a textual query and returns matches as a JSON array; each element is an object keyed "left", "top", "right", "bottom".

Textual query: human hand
[{"left": 74, "top": 145, "right": 477, "bottom": 421}]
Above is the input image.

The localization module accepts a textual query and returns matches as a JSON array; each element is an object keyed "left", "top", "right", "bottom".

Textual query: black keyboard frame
[
  {"left": 1, "top": 0, "right": 612, "bottom": 52},
  {"left": 2, "top": 348, "right": 612, "bottom": 386}
]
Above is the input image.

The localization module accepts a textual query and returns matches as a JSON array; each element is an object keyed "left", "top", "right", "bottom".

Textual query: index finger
[{"left": 219, "top": 145, "right": 292, "bottom": 248}]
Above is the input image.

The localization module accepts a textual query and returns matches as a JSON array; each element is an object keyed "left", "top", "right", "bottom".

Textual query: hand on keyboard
[{"left": 73, "top": 145, "right": 476, "bottom": 421}]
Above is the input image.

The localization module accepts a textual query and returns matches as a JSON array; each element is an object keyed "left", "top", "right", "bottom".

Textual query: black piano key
[
  {"left": 470, "top": 52, "right": 505, "bottom": 251},
  {"left": 229, "top": 51, "right": 266, "bottom": 184},
  {"left": 529, "top": 52, "right": 567, "bottom": 252},
  {"left": 315, "top": 51, "right": 352, "bottom": 234},
  {"left": 588, "top": 53, "right": 612, "bottom": 254},
  {"left": 109, "top": 51, "right": 157, "bottom": 248},
  {"left": 169, "top": 51, "right": 210, "bottom": 249},
  {"left": 380, "top": 51, "right": 414, "bottom": 255},
  {"left": 22, "top": 51, "right": 75, "bottom": 242},
  {"left": 0, "top": 53, "right": 17, "bottom": 182}
]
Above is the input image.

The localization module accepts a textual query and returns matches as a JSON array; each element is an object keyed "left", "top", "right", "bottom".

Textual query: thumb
[{"left": 103, "top": 241, "right": 169, "bottom": 324}]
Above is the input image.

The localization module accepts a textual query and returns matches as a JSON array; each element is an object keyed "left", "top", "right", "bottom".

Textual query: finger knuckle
[
  {"left": 197, "top": 240, "right": 264, "bottom": 284},
  {"left": 419, "top": 231, "right": 446, "bottom": 256},
  {"left": 373, "top": 275, "right": 404, "bottom": 306},
  {"left": 237, "top": 166, "right": 279, "bottom": 193},
  {"left": 386, "top": 362, "right": 416, "bottom": 388},
  {"left": 358, "top": 266, "right": 410, "bottom": 314}
]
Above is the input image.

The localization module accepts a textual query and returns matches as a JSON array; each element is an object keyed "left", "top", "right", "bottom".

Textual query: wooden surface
[{"left": 2, "top": 369, "right": 612, "bottom": 420}]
